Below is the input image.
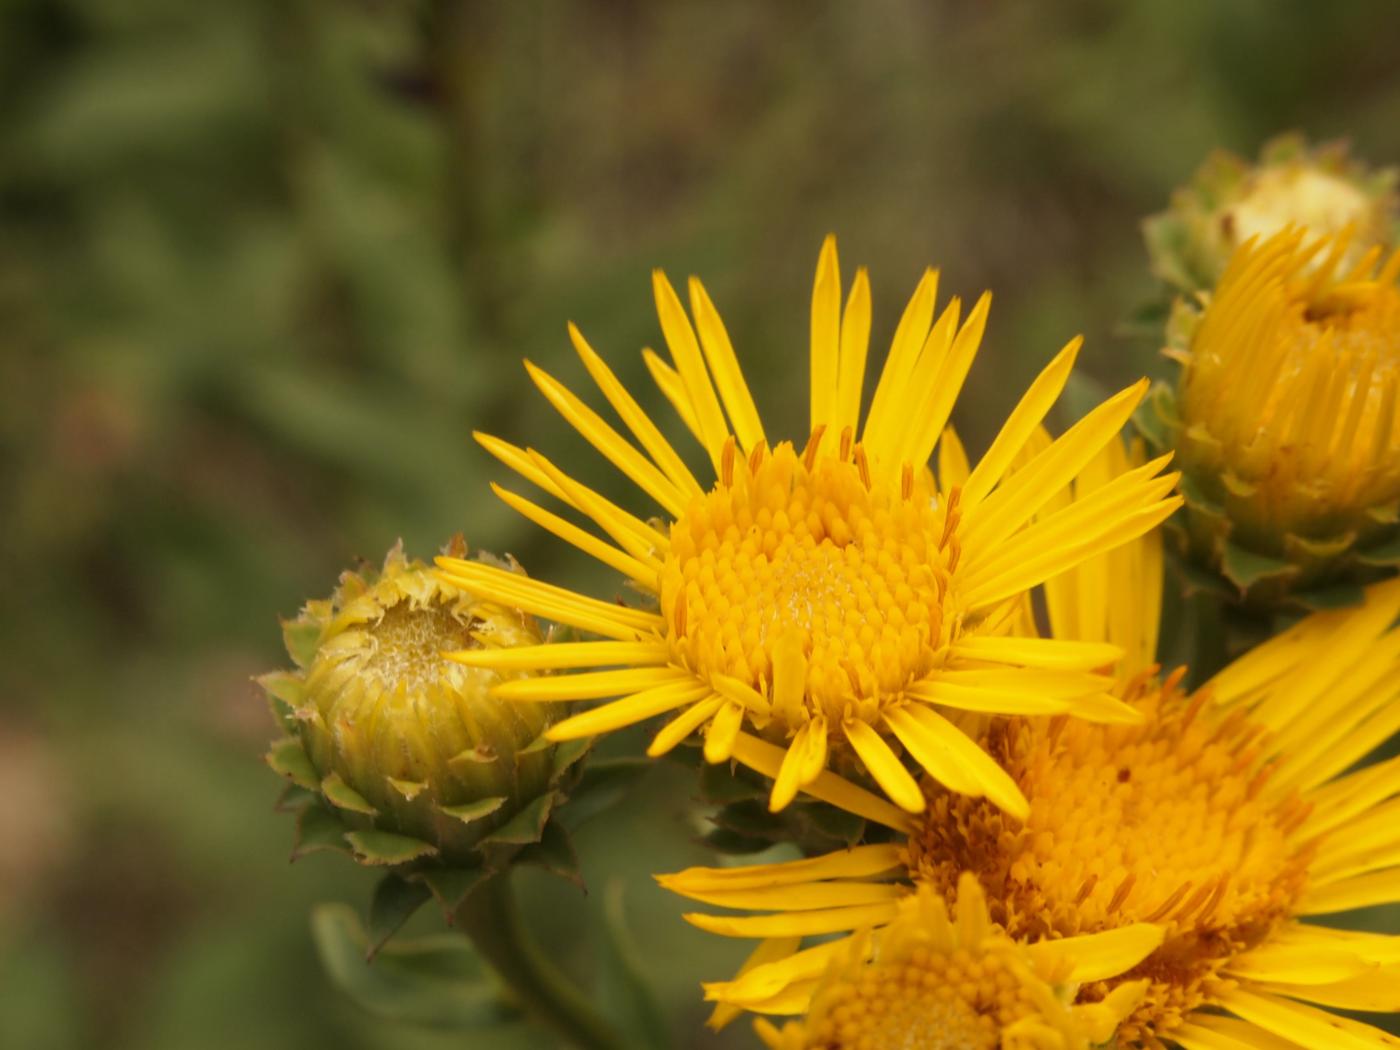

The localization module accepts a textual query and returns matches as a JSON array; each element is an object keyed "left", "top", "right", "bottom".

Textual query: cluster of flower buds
[{"left": 1140, "top": 135, "right": 1400, "bottom": 610}]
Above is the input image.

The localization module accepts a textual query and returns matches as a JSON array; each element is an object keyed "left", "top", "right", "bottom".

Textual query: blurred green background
[{"left": 6, "top": 2, "right": 1400, "bottom": 1047}]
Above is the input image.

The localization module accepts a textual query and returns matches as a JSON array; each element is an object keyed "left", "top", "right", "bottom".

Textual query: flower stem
[{"left": 455, "top": 872, "right": 626, "bottom": 1050}]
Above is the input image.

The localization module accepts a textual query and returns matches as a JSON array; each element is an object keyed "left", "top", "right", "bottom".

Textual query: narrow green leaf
[
  {"left": 698, "top": 760, "right": 767, "bottom": 804},
  {"left": 700, "top": 827, "right": 772, "bottom": 856},
  {"left": 412, "top": 865, "right": 492, "bottom": 914},
  {"left": 596, "top": 881, "right": 672, "bottom": 1050},
  {"left": 367, "top": 874, "right": 432, "bottom": 959},
  {"left": 556, "top": 758, "right": 650, "bottom": 831},
  {"left": 513, "top": 819, "right": 582, "bottom": 887},
  {"left": 346, "top": 830, "right": 438, "bottom": 866},
  {"left": 310, "top": 904, "right": 516, "bottom": 1030},
  {"left": 800, "top": 801, "right": 866, "bottom": 847}
]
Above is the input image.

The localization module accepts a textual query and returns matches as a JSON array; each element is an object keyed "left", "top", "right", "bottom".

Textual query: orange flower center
[{"left": 907, "top": 677, "right": 1313, "bottom": 1045}]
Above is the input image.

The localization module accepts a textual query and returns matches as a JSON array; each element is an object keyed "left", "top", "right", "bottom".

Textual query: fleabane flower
[
  {"left": 439, "top": 236, "right": 1179, "bottom": 818},
  {"left": 1144, "top": 132, "right": 1398, "bottom": 295},
  {"left": 665, "top": 453, "right": 1400, "bottom": 1049},
  {"left": 753, "top": 875, "right": 1151, "bottom": 1050},
  {"left": 1144, "top": 226, "right": 1400, "bottom": 604}
]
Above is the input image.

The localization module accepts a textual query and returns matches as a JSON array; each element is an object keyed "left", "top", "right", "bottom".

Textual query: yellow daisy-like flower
[
  {"left": 438, "top": 236, "right": 1179, "bottom": 817},
  {"left": 664, "top": 454, "right": 1400, "bottom": 1048},
  {"left": 753, "top": 874, "right": 1153, "bottom": 1050},
  {"left": 1158, "top": 226, "right": 1400, "bottom": 597}
]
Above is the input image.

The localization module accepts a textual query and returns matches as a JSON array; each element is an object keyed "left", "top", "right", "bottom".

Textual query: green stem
[{"left": 455, "top": 872, "right": 626, "bottom": 1050}]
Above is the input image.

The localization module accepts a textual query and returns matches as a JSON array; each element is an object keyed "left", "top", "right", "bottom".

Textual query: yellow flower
[
  {"left": 664, "top": 457, "right": 1400, "bottom": 1048},
  {"left": 438, "top": 236, "right": 1179, "bottom": 818},
  {"left": 1154, "top": 226, "right": 1400, "bottom": 601},
  {"left": 753, "top": 875, "right": 1151, "bottom": 1050}
]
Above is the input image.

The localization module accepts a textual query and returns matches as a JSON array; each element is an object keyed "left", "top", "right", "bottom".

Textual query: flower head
[
  {"left": 439, "top": 236, "right": 1179, "bottom": 817},
  {"left": 262, "top": 540, "right": 580, "bottom": 870},
  {"left": 665, "top": 492, "right": 1400, "bottom": 1048},
  {"left": 1145, "top": 132, "right": 1398, "bottom": 294},
  {"left": 1148, "top": 226, "right": 1400, "bottom": 603},
  {"left": 753, "top": 875, "right": 1149, "bottom": 1050}
]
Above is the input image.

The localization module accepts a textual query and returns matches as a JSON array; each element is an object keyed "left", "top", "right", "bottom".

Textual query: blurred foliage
[{"left": 5, "top": 1, "right": 1400, "bottom": 1047}]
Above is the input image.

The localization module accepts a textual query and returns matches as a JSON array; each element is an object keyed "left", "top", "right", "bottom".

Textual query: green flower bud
[
  {"left": 1144, "top": 133, "right": 1398, "bottom": 296},
  {"left": 262, "top": 539, "right": 585, "bottom": 873}
]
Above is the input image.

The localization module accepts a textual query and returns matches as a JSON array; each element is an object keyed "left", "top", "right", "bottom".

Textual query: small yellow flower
[
  {"left": 1145, "top": 132, "right": 1398, "bottom": 294},
  {"left": 753, "top": 875, "right": 1151, "bottom": 1050},
  {"left": 1154, "top": 226, "right": 1400, "bottom": 600},
  {"left": 438, "top": 236, "right": 1179, "bottom": 818},
  {"left": 262, "top": 540, "right": 568, "bottom": 868},
  {"left": 664, "top": 468, "right": 1400, "bottom": 1048}
]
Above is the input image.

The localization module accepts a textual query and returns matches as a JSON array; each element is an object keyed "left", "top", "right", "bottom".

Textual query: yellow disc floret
[
  {"left": 663, "top": 435, "right": 960, "bottom": 730},
  {"left": 756, "top": 876, "right": 1144, "bottom": 1050},
  {"left": 909, "top": 675, "right": 1312, "bottom": 1045}
]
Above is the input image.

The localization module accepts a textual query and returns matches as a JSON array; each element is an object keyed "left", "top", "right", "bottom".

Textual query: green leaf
[
  {"left": 265, "top": 737, "right": 318, "bottom": 790},
  {"left": 411, "top": 865, "right": 492, "bottom": 914},
  {"left": 698, "top": 760, "right": 767, "bottom": 804},
  {"left": 367, "top": 874, "right": 433, "bottom": 959},
  {"left": 556, "top": 758, "right": 651, "bottom": 831},
  {"left": 292, "top": 804, "right": 351, "bottom": 860},
  {"left": 438, "top": 797, "right": 507, "bottom": 824},
  {"left": 800, "top": 801, "right": 866, "bottom": 848},
  {"left": 596, "top": 881, "right": 671, "bottom": 1050},
  {"left": 547, "top": 736, "right": 593, "bottom": 782},
  {"left": 712, "top": 799, "right": 786, "bottom": 838},
  {"left": 321, "top": 772, "right": 378, "bottom": 816},
  {"left": 346, "top": 830, "right": 438, "bottom": 866},
  {"left": 700, "top": 826, "right": 772, "bottom": 856},
  {"left": 479, "top": 793, "right": 553, "bottom": 848},
  {"left": 310, "top": 904, "right": 517, "bottom": 1030},
  {"left": 1220, "top": 541, "right": 1298, "bottom": 591},
  {"left": 513, "top": 819, "right": 582, "bottom": 887}
]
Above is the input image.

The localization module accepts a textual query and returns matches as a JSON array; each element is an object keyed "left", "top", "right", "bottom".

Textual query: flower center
[
  {"left": 907, "top": 677, "right": 1312, "bottom": 1045},
  {"left": 362, "top": 600, "right": 475, "bottom": 693},
  {"left": 799, "top": 948, "right": 1028, "bottom": 1050},
  {"left": 660, "top": 436, "right": 960, "bottom": 728}
]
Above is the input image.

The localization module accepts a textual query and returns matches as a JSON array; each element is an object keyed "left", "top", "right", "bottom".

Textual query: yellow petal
[
  {"left": 844, "top": 718, "right": 925, "bottom": 813},
  {"left": 545, "top": 681, "right": 711, "bottom": 740}
]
